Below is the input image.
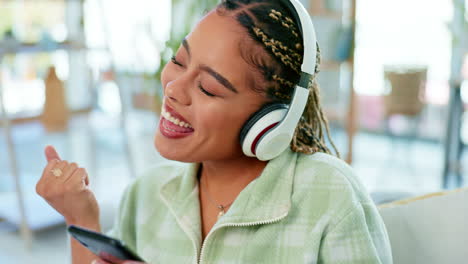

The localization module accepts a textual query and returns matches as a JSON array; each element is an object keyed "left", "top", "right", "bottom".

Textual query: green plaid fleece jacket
[{"left": 107, "top": 149, "right": 393, "bottom": 264}]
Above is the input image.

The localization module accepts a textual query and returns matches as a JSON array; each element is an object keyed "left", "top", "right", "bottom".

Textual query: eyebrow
[
  {"left": 182, "top": 38, "right": 239, "bottom": 94},
  {"left": 182, "top": 38, "right": 191, "bottom": 56},
  {"left": 200, "top": 65, "right": 238, "bottom": 94}
]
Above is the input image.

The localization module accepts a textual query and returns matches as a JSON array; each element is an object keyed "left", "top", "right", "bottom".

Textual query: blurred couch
[{"left": 378, "top": 187, "right": 468, "bottom": 264}]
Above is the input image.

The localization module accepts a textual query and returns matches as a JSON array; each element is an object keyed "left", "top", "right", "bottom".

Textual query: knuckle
[
  {"left": 40, "top": 189, "right": 53, "bottom": 199},
  {"left": 44, "top": 167, "right": 51, "bottom": 173},
  {"left": 43, "top": 192, "right": 53, "bottom": 199},
  {"left": 35, "top": 184, "right": 43, "bottom": 195}
]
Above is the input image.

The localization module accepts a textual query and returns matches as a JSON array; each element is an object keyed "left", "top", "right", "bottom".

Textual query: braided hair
[{"left": 216, "top": 0, "right": 340, "bottom": 157}]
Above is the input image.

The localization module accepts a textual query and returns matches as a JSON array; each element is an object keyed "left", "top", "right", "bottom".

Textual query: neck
[{"left": 199, "top": 155, "right": 268, "bottom": 205}]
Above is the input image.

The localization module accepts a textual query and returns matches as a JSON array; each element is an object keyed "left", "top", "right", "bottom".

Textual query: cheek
[{"left": 197, "top": 104, "right": 246, "bottom": 138}]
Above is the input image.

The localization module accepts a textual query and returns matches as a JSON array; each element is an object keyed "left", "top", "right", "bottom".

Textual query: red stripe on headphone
[{"left": 251, "top": 122, "right": 279, "bottom": 155}]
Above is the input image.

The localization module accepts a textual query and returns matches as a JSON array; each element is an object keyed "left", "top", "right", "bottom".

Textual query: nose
[{"left": 165, "top": 78, "right": 191, "bottom": 106}]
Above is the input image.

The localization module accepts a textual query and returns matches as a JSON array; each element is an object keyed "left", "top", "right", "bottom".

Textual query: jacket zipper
[
  {"left": 159, "top": 192, "right": 201, "bottom": 264},
  {"left": 197, "top": 210, "right": 289, "bottom": 264}
]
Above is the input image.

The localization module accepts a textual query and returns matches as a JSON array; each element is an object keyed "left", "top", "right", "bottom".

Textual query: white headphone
[{"left": 239, "top": 0, "right": 318, "bottom": 161}]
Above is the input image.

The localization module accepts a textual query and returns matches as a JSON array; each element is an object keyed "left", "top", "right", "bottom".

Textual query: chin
[
  {"left": 154, "top": 131, "right": 197, "bottom": 162},
  {"left": 154, "top": 130, "right": 244, "bottom": 163}
]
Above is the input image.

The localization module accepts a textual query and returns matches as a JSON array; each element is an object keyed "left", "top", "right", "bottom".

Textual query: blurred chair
[
  {"left": 382, "top": 66, "right": 428, "bottom": 163},
  {"left": 378, "top": 187, "right": 468, "bottom": 264},
  {"left": 383, "top": 66, "right": 427, "bottom": 118}
]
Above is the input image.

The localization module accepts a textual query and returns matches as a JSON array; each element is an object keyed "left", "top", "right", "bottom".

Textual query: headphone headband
[
  {"left": 286, "top": 0, "right": 318, "bottom": 76},
  {"left": 241, "top": 0, "right": 318, "bottom": 161}
]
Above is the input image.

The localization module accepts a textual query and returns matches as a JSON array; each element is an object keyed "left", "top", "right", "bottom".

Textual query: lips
[
  {"left": 159, "top": 103, "right": 194, "bottom": 139},
  {"left": 164, "top": 104, "right": 191, "bottom": 126}
]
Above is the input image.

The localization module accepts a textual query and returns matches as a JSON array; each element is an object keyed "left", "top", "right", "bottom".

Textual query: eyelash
[
  {"left": 198, "top": 82, "right": 215, "bottom": 97},
  {"left": 170, "top": 56, "right": 183, "bottom": 67},
  {"left": 171, "top": 56, "right": 216, "bottom": 97}
]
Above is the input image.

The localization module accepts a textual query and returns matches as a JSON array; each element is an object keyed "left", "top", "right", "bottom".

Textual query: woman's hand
[
  {"left": 92, "top": 259, "right": 147, "bottom": 264},
  {"left": 36, "top": 145, "right": 100, "bottom": 227}
]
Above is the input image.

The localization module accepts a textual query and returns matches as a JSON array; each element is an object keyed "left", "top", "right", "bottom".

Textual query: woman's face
[{"left": 154, "top": 10, "right": 268, "bottom": 163}]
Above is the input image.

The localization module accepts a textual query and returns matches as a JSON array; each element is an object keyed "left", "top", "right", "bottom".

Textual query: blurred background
[{"left": 0, "top": 0, "right": 467, "bottom": 263}]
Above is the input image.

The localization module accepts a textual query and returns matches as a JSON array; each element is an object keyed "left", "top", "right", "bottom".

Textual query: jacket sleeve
[{"left": 318, "top": 202, "right": 393, "bottom": 264}]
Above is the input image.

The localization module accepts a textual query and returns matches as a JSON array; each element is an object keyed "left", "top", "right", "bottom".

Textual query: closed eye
[
  {"left": 198, "top": 82, "right": 215, "bottom": 97},
  {"left": 171, "top": 56, "right": 183, "bottom": 67},
  {"left": 171, "top": 55, "right": 216, "bottom": 97}
]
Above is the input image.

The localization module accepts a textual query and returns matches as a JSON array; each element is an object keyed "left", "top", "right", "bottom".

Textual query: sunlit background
[{"left": 0, "top": 0, "right": 467, "bottom": 263}]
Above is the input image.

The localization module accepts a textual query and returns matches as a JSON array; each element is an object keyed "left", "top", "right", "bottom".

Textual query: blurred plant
[
  {"left": 0, "top": 3, "right": 15, "bottom": 40},
  {"left": 449, "top": 0, "right": 468, "bottom": 45},
  {"left": 154, "top": 0, "right": 219, "bottom": 83},
  {"left": 132, "top": 0, "right": 218, "bottom": 111}
]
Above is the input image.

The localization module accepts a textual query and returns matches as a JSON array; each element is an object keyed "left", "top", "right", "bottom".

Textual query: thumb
[{"left": 44, "top": 145, "right": 61, "bottom": 162}]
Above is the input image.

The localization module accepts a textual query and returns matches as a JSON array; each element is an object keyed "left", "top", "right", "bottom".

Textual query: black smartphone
[{"left": 67, "top": 225, "right": 145, "bottom": 263}]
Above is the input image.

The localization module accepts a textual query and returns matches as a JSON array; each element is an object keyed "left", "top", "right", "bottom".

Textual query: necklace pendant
[
  {"left": 216, "top": 205, "right": 226, "bottom": 220},
  {"left": 217, "top": 208, "right": 225, "bottom": 220}
]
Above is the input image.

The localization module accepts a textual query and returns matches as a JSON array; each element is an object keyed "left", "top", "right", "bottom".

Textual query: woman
[{"left": 37, "top": 0, "right": 393, "bottom": 263}]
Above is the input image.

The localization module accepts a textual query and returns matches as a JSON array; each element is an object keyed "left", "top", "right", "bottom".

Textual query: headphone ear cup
[{"left": 240, "top": 103, "right": 288, "bottom": 157}]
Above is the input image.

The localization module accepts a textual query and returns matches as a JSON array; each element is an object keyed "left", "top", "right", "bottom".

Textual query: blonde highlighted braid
[
  {"left": 272, "top": 74, "right": 294, "bottom": 88},
  {"left": 252, "top": 27, "right": 302, "bottom": 72},
  {"left": 217, "top": 0, "right": 340, "bottom": 157},
  {"left": 269, "top": 9, "right": 300, "bottom": 38}
]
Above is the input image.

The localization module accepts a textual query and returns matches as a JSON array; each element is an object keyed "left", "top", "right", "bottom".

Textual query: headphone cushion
[{"left": 239, "top": 103, "right": 288, "bottom": 145}]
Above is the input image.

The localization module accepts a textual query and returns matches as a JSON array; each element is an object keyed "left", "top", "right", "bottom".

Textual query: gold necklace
[{"left": 200, "top": 176, "right": 234, "bottom": 220}]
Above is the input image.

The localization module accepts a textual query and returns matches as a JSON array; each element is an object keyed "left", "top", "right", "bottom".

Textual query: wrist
[{"left": 66, "top": 217, "right": 101, "bottom": 231}]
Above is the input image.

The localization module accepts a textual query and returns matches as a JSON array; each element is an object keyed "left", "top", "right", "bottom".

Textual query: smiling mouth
[
  {"left": 161, "top": 107, "right": 193, "bottom": 129},
  {"left": 162, "top": 122, "right": 183, "bottom": 133},
  {"left": 161, "top": 117, "right": 194, "bottom": 133},
  {"left": 159, "top": 115, "right": 194, "bottom": 138}
]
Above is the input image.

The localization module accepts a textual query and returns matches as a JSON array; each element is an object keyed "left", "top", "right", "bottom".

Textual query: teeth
[{"left": 161, "top": 108, "right": 193, "bottom": 129}]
